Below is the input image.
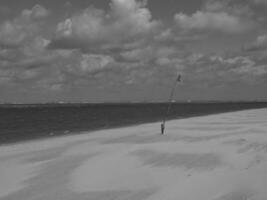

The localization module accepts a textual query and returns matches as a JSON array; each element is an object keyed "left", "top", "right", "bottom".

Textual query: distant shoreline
[{"left": 1, "top": 101, "right": 267, "bottom": 108}]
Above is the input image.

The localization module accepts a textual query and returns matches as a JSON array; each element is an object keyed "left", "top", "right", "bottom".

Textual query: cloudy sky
[{"left": 0, "top": 0, "right": 267, "bottom": 103}]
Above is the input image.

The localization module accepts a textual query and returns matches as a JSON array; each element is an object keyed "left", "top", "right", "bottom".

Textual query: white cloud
[
  {"left": 0, "top": 0, "right": 266, "bottom": 94},
  {"left": 226, "top": 56, "right": 267, "bottom": 78},
  {"left": 253, "top": 0, "right": 267, "bottom": 5},
  {"left": 0, "top": 4, "right": 54, "bottom": 87},
  {"left": 80, "top": 54, "right": 114, "bottom": 73},
  {"left": 175, "top": 11, "right": 253, "bottom": 33},
  {"left": 0, "top": 5, "right": 49, "bottom": 48},
  {"left": 0, "top": 21, "right": 29, "bottom": 47},
  {"left": 50, "top": 0, "right": 159, "bottom": 52},
  {"left": 120, "top": 46, "right": 154, "bottom": 62},
  {"left": 174, "top": 0, "right": 258, "bottom": 34},
  {"left": 119, "top": 45, "right": 177, "bottom": 63},
  {"left": 22, "top": 4, "right": 50, "bottom": 20},
  {"left": 257, "top": 34, "right": 267, "bottom": 43},
  {"left": 204, "top": 0, "right": 254, "bottom": 17},
  {"left": 179, "top": 53, "right": 267, "bottom": 88},
  {"left": 246, "top": 34, "right": 267, "bottom": 51}
]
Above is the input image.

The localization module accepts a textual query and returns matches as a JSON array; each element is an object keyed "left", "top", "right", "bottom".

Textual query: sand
[{"left": 1, "top": 108, "right": 267, "bottom": 200}]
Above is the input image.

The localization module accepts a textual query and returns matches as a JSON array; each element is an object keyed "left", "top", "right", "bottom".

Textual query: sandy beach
[{"left": 1, "top": 108, "right": 267, "bottom": 200}]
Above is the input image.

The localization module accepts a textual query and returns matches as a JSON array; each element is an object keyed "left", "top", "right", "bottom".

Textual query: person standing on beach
[{"left": 161, "top": 122, "right": 165, "bottom": 135}]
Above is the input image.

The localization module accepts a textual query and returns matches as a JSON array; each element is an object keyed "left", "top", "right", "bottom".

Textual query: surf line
[{"left": 161, "top": 73, "right": 182, "bottom": 135}]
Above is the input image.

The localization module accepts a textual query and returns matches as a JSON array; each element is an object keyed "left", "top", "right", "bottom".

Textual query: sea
[{"left": 0, "top": 102, "right": 267, "bottom": 145}]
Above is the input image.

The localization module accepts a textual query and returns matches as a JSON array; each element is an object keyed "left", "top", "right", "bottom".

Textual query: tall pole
[{"left": 161, "top": 73, "right": 182, "bottom": 135}]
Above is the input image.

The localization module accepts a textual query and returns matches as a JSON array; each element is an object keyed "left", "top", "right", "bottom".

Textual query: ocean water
[{"left": 0, "top": 102, "right": 267, "bottom": 145}]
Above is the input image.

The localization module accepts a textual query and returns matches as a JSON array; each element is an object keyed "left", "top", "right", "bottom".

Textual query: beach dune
[{"left": 1, "top": 108, "right": 267, "bottom": 200}]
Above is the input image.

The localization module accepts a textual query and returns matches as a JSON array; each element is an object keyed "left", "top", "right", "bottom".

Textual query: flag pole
[{"left": 161, "top": 73, "right": 182, "bottom": 135}]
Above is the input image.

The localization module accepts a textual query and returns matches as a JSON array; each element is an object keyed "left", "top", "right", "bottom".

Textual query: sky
[{"left": 0, "top": 0, "right": 267, "bottom": 103}]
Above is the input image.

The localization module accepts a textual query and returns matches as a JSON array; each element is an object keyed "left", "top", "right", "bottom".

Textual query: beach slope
[{"left": 1, "top": 108, "right": 267, "bottom": 200}]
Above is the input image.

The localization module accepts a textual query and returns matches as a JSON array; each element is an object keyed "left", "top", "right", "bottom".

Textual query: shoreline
[{"left": 1, "top": 106, "right": 267, "bottom": 146}]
